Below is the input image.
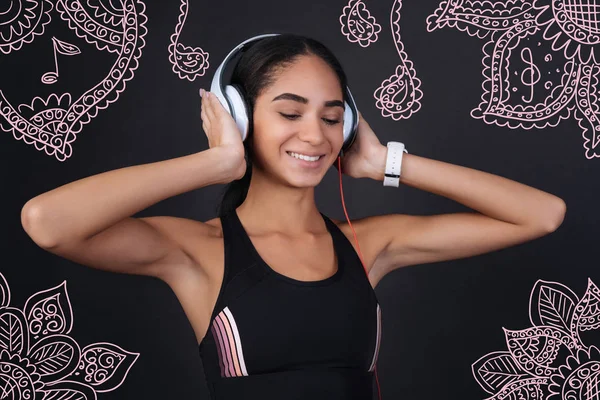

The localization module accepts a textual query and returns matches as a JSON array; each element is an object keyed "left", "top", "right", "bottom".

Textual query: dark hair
[{"left": 215, "top": 33, "right": 349, "bottom": 217}]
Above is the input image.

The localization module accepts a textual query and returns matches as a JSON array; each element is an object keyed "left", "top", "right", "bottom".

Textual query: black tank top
[{"left": 198, "top": 209, "right": 382, "bottom": 399}]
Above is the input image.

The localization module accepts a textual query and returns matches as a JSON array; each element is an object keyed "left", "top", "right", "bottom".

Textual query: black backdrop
[{"left": 1, "top": 0, "right": 595, "bottom": 399}]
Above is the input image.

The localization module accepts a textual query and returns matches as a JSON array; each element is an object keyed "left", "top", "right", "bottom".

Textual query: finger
[
  {"left": 201, "top": 109, "right": 211, "bottom": 133},
  {"left": 202, "top": 122, "right": 210, "bottom": 142},
  {"left": 199, "top": 89, "right": 208, "bottom": 119},
  {"left": 208, "top": 91, "right": 228, "bottom": 118},
  {"left": 204, "top": 92, "right": 217, "bottom": 122},
  {"left": 200, "top": 100, "right": 210, "bottom": 123},
  {"left": 201, "top": 101, "right": 212, "bottom": 129}
]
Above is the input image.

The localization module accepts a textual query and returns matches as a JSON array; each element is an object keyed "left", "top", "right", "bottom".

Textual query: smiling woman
[
  {"left": 20, "top": 32, "right": 566, "bottom": 400},
  {"left": 215, "top": 35, "right": 357, "bottom": 215}
]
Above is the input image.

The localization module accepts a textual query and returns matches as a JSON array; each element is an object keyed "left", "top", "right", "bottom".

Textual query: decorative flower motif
[
  {"left": 536, "top": 0, "right": 600, "bottom": 65},
  {"left": 0, "top": 272, "right": 139, "bottom": 399},
  {"left": 427, "top": 0, "right": 600, "bottom": 159},
  {"left": 471, "top": 279, "right": 600, "bottom": 400}
]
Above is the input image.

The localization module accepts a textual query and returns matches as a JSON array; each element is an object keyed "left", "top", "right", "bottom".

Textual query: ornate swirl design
[
  {"left": 427, "top": 0, "right": 600, "bottom": 159},
  {"left": 340, "top": 0, "right": 382, "bottom": 47},
  {"left": 472, "top": 278, "right": 600, "bottom": 400},
  {"left": 168, "top": 0, "right": 209, "bottom": 81},
  {"left": 0, "top": 272, "right": 139, "bottom": 399},
  {"left": 0, "top": 0, "right": 148, "bottom": 161}
]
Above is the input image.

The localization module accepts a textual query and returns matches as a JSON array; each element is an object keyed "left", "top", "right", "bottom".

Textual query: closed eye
[{"left": 279, "top": 113, "right": 341, "bottom": 126}]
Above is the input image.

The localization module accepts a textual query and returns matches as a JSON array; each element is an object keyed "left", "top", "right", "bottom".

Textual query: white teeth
[{"left": 287, "top": 151, "right": 322, "bottom": 162}]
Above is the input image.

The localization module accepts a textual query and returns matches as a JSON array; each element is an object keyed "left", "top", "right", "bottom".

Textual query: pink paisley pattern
[
  {"left": 375, "top": 0, "right": 423, "bottom": 120},
  {"left": 472, "top": 278, "right": 600, "bottom": 400},
  {"left": 340, "top": 0, "right": 382, "bottom": 47},
  {"left": 0, "top": 0, "right": 148, "bottom": 161},
  {"left": 427, "top": 0, "right": 600, "bottom": 159},
  {"left": 168, "top": 0, "right": 210, "bottom": 81},
  {"left": 0, "top": 272, "right": 139, "bottom": 399},
  {"left": 0, "top": 0, "right": 53, "bottom": 54},
  {"left": 339, "top": 0, "right": 423, "bottom": 121}
]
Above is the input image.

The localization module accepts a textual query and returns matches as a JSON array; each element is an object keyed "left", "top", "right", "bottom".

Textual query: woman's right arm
[
  {"left": 21, "top": 90, "right": 245, "bottom": 283},
  {"left": 21, "top": 148, "right": 238, "bottom": 280}
]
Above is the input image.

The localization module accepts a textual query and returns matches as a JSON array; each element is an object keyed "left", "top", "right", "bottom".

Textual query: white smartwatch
[{"left": 383, "top": 141, "right": 408, "bottom": 187}]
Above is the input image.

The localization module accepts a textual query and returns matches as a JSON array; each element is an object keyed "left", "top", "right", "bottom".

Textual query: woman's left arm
[{"left": 341, "top": 114, "right": 567, "bottom": 279}]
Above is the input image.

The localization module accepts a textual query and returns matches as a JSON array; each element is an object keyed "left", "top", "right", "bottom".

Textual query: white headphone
[{"left": 209, "top": 33, "right": 360, "bottom": 156}]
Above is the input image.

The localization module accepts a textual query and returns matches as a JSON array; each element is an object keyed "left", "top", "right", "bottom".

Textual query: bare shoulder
[{"left": 326, "top": 215, "right": 389, "bottom": 276}]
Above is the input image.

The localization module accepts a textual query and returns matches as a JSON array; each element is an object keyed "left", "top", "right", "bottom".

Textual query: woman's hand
[
  {"left": 200, "top": 88, "right": 247, "bottom": 181},
  {"left": 335, "top": 112, "right": 387, "bottom": 181}
]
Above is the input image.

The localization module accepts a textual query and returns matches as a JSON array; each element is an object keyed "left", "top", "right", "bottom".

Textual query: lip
[{"left": 286, "top": 151, "right": 326, "bottom": 169}]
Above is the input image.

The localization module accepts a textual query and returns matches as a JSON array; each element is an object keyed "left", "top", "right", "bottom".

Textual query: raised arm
[{"left": 20, "top": 89, "right": 245, "bottom": 283}]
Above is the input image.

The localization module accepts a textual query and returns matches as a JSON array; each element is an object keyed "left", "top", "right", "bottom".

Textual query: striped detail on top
[
  {"left": 368, "top": 303, "right": 382, "bottom": 372},
  {"left": 210, "top": 306, "right": 249, "bottom": 377}
]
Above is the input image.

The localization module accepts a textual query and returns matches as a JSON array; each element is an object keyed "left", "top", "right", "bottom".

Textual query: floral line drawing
[
  {"left": 168, "top": 0, "right": 210, "bottom": 81},
  {"left": 0, "top": 271, "right": 139, "bottom": 399},
  {"left": 472, "top": 278, "right": 600, "bottom": 400}
]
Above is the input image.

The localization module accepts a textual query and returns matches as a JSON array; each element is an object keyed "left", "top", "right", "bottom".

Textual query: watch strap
[{"left": 383, "top": 141, "right": 408, "bottom": 187}]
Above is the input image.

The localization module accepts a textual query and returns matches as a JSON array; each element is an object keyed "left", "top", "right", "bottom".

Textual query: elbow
[
  {"left": 541, "top": 198, "right": 567, "bottom": 233},
  {"left": 21, "top": 201, "right": 60, "bottom": 249}
]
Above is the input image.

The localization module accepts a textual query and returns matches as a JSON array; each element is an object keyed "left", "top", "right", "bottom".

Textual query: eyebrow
[{"left": 271, "top": 93, "right": 344, "bottom": 109}]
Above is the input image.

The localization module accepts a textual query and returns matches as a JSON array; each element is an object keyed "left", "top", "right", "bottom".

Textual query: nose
[{"left": 297, "top": 114, "right": 327, "bottom": 146}]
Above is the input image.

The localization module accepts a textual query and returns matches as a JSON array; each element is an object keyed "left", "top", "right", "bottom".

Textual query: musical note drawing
[
  {"left": 520, "top": 47, "right": 540, "bottom": 103},
  {"left": 0, "top": 0, "right": 148, "bottom": 161},
  {"left": 41, "top": 37, "right": 81, "bottom": 85},
  {"left": 427, "top": 0, "right": 600, "bottom": 159}
]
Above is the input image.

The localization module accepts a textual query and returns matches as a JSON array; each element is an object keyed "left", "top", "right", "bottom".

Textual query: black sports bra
[{"left": 198, "top": 210, "right": 382, "bottom": 399}]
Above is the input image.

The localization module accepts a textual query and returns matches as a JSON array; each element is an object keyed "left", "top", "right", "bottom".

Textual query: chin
[{"left": 285, "top": 174, "right": 323, "bottom": 188}]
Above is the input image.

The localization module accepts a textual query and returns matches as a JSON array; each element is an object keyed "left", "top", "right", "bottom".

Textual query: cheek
[
  {"left": 253, "top": 121, "right": 295, "bottom": 151},
  {"left": 327, "top": 128, "right": 344, "bottom": 151}
]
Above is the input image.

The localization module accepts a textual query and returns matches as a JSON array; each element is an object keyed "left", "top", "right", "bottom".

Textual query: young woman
[{"left": 20, "top": 34, "right": 566, "bottom": 399}]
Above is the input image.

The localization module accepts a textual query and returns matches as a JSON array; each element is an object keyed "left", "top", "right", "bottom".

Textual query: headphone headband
[
  {"left": 209, "top": 33, "right": 359, "bottom": 154},
  {"left": 210, "top": 33, "right": 280, "bottom": 116}
]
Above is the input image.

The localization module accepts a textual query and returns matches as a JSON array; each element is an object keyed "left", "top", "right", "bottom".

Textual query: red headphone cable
[{"left": 336, "top": 155, "right": 382, "bottom": 400}]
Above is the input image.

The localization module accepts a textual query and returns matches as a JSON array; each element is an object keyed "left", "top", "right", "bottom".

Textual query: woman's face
[{"left": 251, "top": 54, "right": 345, "bottom": 188}]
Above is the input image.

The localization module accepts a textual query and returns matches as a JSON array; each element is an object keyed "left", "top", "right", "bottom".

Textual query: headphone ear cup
[
  {"left": 342, "top": 101, "right": 353, "bottom": 147},
  {"left": 224, "top": 84, "right": 250, "bottom": 141},
  {"left": 340, "top": 85, "right": 359, "bottom": 156},
  {"left": 341, "top": 100, "right": 358, "bottom": 154}
]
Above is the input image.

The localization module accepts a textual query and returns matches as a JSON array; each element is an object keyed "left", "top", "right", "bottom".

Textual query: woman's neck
[{"left": 237, "top": 173, "right": 324, "bottom": 235}]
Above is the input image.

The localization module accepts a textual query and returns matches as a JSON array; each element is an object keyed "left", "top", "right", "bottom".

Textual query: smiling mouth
[{"left": 286, "top": 151, "right": 325, "bottom": 161}]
